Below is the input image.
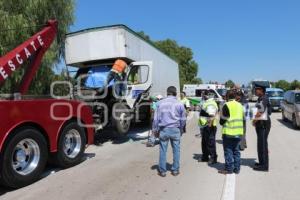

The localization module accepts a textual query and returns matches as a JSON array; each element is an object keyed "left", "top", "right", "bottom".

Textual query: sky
[{"left": 71, "top": 0, "right": 300, "bottom": 85}]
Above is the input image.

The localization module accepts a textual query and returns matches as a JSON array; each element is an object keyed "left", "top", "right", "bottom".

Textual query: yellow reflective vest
[
  {"left": 181, "top": 97, "right": 190, "bottom": 108},
  {"left": 199, "top": 98, "right": 218, "bottom": 127},
  {"left": 222, "top": 100, "right": 244, "bottom": 136}
]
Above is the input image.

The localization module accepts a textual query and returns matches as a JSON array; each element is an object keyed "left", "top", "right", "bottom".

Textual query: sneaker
[
  {"left": 158, "top": 172, "right": 167, "bottom": 177},
  {"left": 171, "top": 171, "right": 180, "bottom": 176}
]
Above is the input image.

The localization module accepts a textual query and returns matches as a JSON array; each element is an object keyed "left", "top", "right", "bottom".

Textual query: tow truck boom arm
[{"left": 0, "top": 20, "right": 58, "bottom": 94}]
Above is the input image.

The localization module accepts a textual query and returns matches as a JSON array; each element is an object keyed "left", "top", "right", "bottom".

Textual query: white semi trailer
[
  {"left": 248, "top": 80, "right": 271, "bottom": 102},
  {"left": 65, "top": 24, "right": 180, "bottom": 136}
]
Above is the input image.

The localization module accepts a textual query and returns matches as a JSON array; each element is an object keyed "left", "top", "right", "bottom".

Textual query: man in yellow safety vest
[
  {"left": 219, "top": 90, "right": 245, "bottom": 174},
  {"left": 180, "top": 92, "right": 191, "bottom": 133},
  {"left": 198, "top": 91, "right": 219, "bottom": 164}
]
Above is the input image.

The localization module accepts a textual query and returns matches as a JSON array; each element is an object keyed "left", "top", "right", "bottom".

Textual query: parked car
[
  {"left": 266, "top": 88, "right": 284, "bottom": 111},
  {"left": 281, "top": 90, "right": 300, "bottom": 129}
]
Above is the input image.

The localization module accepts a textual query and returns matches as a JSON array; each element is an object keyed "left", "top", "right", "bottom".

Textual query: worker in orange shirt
[{"left": 105, "top": 59, "right": 128, "bottom": 96}]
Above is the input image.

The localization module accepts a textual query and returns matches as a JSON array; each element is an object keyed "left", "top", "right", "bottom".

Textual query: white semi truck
[
  {"left": 248, "top": 80, "right": 271, "bottom": 102},
  {"left": 65, "top": 24, "right": 180, "bottom": 136}
]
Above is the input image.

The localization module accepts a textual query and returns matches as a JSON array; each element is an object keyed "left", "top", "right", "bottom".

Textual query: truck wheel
[
  {"left": 282, "top": 111, "right": 288, "bottom": 122},
  {"left": 0, "top": 127, "right": 48, "bottom": 188},
  {"left": 52, "top": 121, "right": 86, "bottom": 168},
  {"left": 112, "top": 103, "right": 132, "bottom": 137},
  {"left": 292, "top": 115, "right": 299, "bottom": 130}
]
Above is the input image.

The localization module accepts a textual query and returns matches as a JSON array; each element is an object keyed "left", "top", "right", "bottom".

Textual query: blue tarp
[
  {"left": 84, "top": 66, "right": 114, "bottom": 88},
  {"left": 132, "top": 90, "right": 144, "bottom": 99}
]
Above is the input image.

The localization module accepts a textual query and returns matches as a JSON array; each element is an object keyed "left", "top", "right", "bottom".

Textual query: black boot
[
  {"left": 208, "top": 157, "right": 217, "bottom": 165},
  {"left": 200, "top": 156, "right": 209, "bottom": 162},
  {"left": 253, "top": 165, "right": 269, "bottom": 172}
]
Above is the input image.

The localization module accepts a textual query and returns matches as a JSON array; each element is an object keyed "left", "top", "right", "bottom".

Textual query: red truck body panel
[
  {"left": 0, "top": 20, "right": 96, "bottom": 188},
  {"left": 0, "top": 99, "right": 94, "bottom": 152},
  {"left": 0, "top": 20, "right": 95, "bottom": 154}
]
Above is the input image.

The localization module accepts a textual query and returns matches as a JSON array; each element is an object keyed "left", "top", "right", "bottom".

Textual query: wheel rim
[
  {"left": 119, "top": 113, "right": 130, "bottom": 130},
  {"left": 12, "top": 139, "right": 40, "bottom": 176},
  {"left": 63, "top": 129, "right": 82, "bottom": 159}
]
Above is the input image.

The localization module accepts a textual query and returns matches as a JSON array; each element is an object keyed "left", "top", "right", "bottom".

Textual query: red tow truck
[{"left": 0, "top": 20, "right": 94, "bottom": 188}]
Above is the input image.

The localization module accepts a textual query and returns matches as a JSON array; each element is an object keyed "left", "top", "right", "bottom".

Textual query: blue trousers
[
  {"left": 223, "top": 135, "right": 241, "bottom": 173},
  {"left": 159, "top": 127, "right": 181, "bottom": 173}
]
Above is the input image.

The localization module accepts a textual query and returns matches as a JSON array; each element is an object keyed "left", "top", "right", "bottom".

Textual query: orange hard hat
[{"left": 112, "top": 59, "right": 127, "bottom": 73}]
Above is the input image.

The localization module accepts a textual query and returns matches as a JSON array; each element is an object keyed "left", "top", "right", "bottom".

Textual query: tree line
[
  {"left": 0, "top": 0, "right": 74, "bottom": 95},
  {"left": 271, "top": 80, "right": 300, "bottom": 91},
  {"left": 224, "top": 79, "right": 300, "bottom": 91}
]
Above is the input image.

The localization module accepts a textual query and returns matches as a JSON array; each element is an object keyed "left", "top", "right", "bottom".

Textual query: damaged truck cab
[{"left": 65, "top": 25, "right": 180, "bottom": 136}]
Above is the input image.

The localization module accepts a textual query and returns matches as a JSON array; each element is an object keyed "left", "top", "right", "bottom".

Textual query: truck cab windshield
[
  {"left": 295, "top": 93, "right": 300, "bottom": 104},
  {"left": 267, "top": 91, "right": 284, "bottom": 98},
  {"left": 75, "top": 65, "right": 114, "bottom": 88}
]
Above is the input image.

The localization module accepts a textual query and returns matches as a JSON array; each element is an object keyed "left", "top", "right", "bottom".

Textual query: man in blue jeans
[
  {"left": 219, "top": 90, "right": 245, "bottom": 174},
  {"left": 152, "top": 86, "right": 186, "bottom": 177}
]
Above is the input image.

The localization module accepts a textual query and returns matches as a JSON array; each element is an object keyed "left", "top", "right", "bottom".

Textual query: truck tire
[
  {"left": 282, "top": 111, "right": 288, "bottom": 122},
  {"left": 0, "top": 127, "right": 48, "bottom": 188},
  {"left": 111, "top": 103, "right": 132, "bottom": 137},
  {"left": 292, "top": 115, "right": 299, "bottom": 130},
  {"left": 52, "top": 121, "right": 86, "bottom": 168}
]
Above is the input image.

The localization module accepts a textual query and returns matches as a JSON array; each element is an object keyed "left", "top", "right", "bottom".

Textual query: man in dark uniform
[{"left": 252, "top": 84, "right": 272, "bottom": 172}]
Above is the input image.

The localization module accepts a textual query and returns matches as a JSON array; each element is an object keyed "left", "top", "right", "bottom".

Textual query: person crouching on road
[
  {"left": 146, "top": 95, "right": 163, "bottom": 147},
  {"left": 152, "top": 86, "right": 186, "bottom": 177},
  {"left": 180, "top": 92, "right": 191, "bottom": 133},
  {"left": 198, "top": 91, "right": 219, "bottom": 164},
  {"left": 219, "top": 90, "right": 245, "bottom": 175}
]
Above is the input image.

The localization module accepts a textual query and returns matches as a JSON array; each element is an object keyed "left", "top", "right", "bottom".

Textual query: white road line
[{"left": 221, "top": 174, "right": 236, "bottom": 200}]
